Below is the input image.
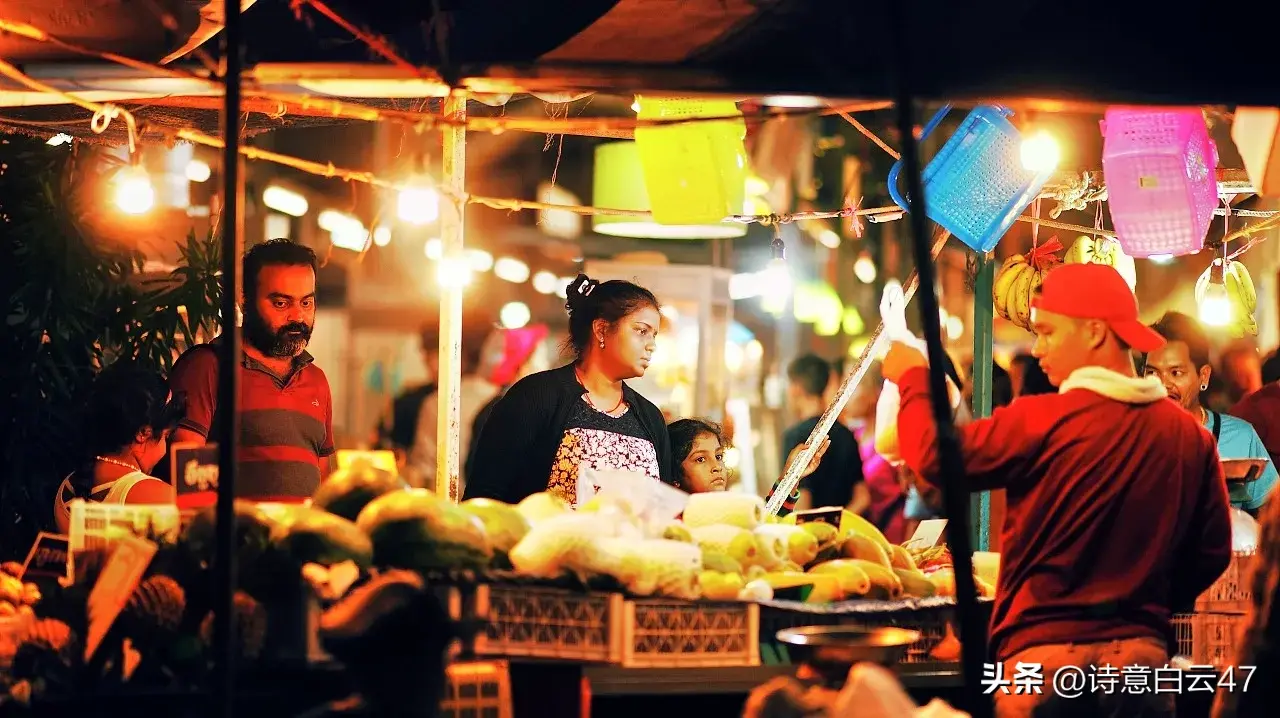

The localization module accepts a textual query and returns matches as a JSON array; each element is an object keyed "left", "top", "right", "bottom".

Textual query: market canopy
[{"left": 5, "top": 0, "right": 1280, "bottom": 106}]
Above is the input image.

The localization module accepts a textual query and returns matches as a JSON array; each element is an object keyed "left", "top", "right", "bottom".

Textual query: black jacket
[{"left": 463, "top": 364, "right": 673, "bottom": 504}]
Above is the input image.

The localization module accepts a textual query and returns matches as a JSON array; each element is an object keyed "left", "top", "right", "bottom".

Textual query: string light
[
  {"left": 853, "top": 251, "right": 877, "bottom": 283},
  {"left": 500, "top": 301, "right": 531, "bottom": 329},
  {"left": 761, "top": 232, "right": 792, "bottom": 313},
  {"left": 1020, "top": 131, "right": 1061, "bottom": 173},
  {"left": 185, "top": 159, "right": 211, "bottom": 183},
  {"left": 263, "top": 185, "right": 309, "bottom": 217},
  {"left": 398, "top": 182, "right": 440, "bottom": 225},
  {"left": 532, "top": 271, "right": 559, "bottom": 295},
  {"left": 494, "top": 257, "right": 530, "bottom": 283}
]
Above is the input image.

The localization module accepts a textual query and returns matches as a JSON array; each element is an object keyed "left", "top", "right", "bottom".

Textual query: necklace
[
  {"left": 95, "top": 455, "right": 139, "bottom": 472},
  {"left": 1198, "top": 406, "right": 1209, "bottom": 425},
  {"left": 574, "top": 367, "right": 625, "bottom": 415}
]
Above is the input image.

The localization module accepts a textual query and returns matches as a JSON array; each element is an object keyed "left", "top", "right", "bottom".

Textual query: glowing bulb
[
  {"left": 853, "top": 252, "right": 877, "bottom": 283},
  {"left": 946, "top": 315, "right": 965, "bottom": 340},
  {"left": 761, "top": 257, "right": 792, "bottom": 313},
  {"left": 494, "top": 257, "right": 530, "bottom": 283},
  {"left": 500, "top": 301, "right": 531, "bottom": 329},
  {"left": 1149, "top": 254, "right": 1175, "bottom": 265},
  {"left": 1020, "top": 131, "right": 1061, "bottom": 173},
  {"left": 47, "top": 133, "right": 73, "bottom": 146},
  {"left": 185, "top": 159, "right": 211, "bottom": 183},
  {"left": 630, "top": 98, "right": 641, "bottom": 113},
  {"left": 467, "top": 249, "right": 494, "bottom": 272},
  {"left": 263, "top": 185, "right": 309, "bottom": 217},
  {"left": 372, "top": 226, "right": 392, "bottom": 247},
  {"left": 532, "top": 270, "right": 559, "bottom": 295},
  {"left": 437, "top": 256, "right": 473, "bottom": 288},
  {"left": 725, "top": 341, "right": 745, "bottom": 374},
  {"left": 817, "top": 229, "right": 841, "bottom": 249},
  {"left": 1198, "top": 282, "right": 1233, "bottom": 327},
  {"left": 424, "top": 238, "right": 442, "bottom": 260},
  {"left": 398, "top": 184, "right": 440, "bottom": 225},
  {"left": 114, "top": 166, "right": 155, "bottom": 215}
]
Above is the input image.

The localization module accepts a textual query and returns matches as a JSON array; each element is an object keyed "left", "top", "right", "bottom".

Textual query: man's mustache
[{"left": 280, "top": 322, "right": 312, "bottom": 337}]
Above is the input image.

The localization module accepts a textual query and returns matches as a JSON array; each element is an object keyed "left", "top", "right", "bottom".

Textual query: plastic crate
[
  {"left": 1174, "top": 612, "right": 1247, "bottom": 667},
  {"left": 440, "top": 660, "right": 512, "bottom": 718},
  {"left": 623, "top": 599, "right": 759, "bottom": 668},
  {"left": 1196, "top": 551, "right": 1255, "bottom": 613},
  {"left": 67, "top": 500, "right": 181, "bottom": 555},
  {"left": 1101, "top": 107, "right": 1218, "bottom": 257},
  {"left": 633, "top": 96, "right": 748, "bottom": 227},
  {"left": 441, "top": 584, "right": 623, "bottom": 663},
  {"left": 888, "top": 104, "right": 1053, "bottom": 253}
]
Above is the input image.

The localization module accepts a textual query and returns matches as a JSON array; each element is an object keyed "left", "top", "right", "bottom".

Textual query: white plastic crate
[
  {"left": 440, "top": 584, "right": 624, "bottom": 663},
  {"left": 1174, "top": 612, "right": 1247, "bottom": 667},
  {"left": 440, "top": 660, "right": 512, "bottom": 718},
  {"left": 623, "top": 599, "right": 760, "bottom": 668},
  {"left": 68, "top": 499, "right": 181, "bottom": 554}
]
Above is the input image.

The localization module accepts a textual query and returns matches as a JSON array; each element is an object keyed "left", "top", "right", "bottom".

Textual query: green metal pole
[{"left": 970, "top": 253, "right": 995, "bottom": 551}]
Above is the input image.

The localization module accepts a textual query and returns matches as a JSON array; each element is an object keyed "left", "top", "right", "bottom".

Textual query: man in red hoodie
[{"left": 883, "top": 264, "right": 1231, "bottom": 718}]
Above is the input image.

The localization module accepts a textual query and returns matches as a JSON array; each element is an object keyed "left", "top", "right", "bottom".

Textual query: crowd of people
[{"left": 51, "top": 238, "right": 1280, "bottom": 717}]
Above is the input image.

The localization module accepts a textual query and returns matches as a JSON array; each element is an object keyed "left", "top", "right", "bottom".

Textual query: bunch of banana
[
  {"left": 1062, "top": 235, "right": 1137, "bottom": 292},
  {"left": 1195, "top": 258, "right": 1258, "bottom": 337},
  {"left": 993, "top": 254, "right": 1051, "bottom": 332}
]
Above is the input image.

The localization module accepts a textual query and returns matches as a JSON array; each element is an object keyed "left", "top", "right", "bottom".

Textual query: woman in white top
[{"left": 54, "top": 362, "right": 183, "bottom": 533}]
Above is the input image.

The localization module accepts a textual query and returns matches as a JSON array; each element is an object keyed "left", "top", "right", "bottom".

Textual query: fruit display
[
  {"left": 993, "top": 239, "right": 1063, "bottom": 332},
  {"left": 1063, "top": 235, "right": 1137, "bottom": 292},
  {"left": 0, "top": 564, "right": 41, "bottom": 619},
  {"left": 1195, "top": 257, "right": 1258, "bottom": 337}
]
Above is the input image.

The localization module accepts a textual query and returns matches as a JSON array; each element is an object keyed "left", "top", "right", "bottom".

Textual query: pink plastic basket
[{"left": 1101, "top": 108, "right": 1218, "bottom": 257}]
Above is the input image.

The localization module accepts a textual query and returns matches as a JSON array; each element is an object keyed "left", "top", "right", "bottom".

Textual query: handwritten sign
[
  {"left": 84, "top": 534, "right": 156, "bottom": 661},
  {"left": 905, "top": 519, "right": 948, "bottom": 550},
  {"left": 19, "top": 532, "right": 70, "bottom": 582},
  {"left": 170, "top": 442, "right": 218, "bottom": 509},
  {"left": 336, "top": 450, "right": 398, "bottom": 474},
  {"left": 793, "top": 506, "right": 844, "bottom": 530}
]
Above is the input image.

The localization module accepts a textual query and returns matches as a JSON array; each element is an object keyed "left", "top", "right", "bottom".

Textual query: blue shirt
[{"left": 1205, "top": 411, "right": 1278, "bottom": 511}]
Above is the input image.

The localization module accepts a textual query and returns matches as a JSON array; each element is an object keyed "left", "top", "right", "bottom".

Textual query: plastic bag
[
  {"left": 580, "top": 466, "right": 690, "bottom": 537},
  {"left": 874, "top": 283, "right": 965, "bottom": 464}
]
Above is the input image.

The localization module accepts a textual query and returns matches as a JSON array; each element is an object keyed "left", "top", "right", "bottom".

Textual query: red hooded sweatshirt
[{"left": 896, "top": 366, "right": 1231, "bottom": 660}]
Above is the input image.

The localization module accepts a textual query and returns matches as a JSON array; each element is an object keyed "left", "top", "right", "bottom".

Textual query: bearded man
[{"left": 169, "top": 238, "right": 335, "bottom": 501}]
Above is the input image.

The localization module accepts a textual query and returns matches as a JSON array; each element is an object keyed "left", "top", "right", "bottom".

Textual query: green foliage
[{"left": 0, "top": 135, "right": 221, "bottom": 555}]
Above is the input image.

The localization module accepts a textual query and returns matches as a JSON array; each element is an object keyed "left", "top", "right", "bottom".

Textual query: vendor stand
[{"left": 0, "top": 1, "right": 1276, "bottom": 717}]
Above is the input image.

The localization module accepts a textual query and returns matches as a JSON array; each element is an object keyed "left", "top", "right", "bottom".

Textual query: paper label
[
  {"left": 906, "top": 519, "right": 948, "bottom": 549},
  {"left": 19, "top": 532, "right": 70, "bottom": 582},
  {"left": 84, "top": 535, "right": 157, "bottom": 661},
  {"left": 170, "top": 441, "right": 218, "bottom": 509}
]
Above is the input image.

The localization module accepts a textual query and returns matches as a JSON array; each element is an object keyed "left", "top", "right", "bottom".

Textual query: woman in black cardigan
[{"left": 464, "top": 274, "right": 673, "bottom": 505}]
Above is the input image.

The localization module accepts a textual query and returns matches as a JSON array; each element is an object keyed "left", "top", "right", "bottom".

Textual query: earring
[
  {"left": 599, "top": 338, "right": 605, "bottom": 349},
  {"left": 1200, "top": 383, "right": 1209, "bottom": 391}
]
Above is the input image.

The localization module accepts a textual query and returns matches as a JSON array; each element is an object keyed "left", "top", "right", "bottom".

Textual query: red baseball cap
[{"left": 1030, "top": 263, "right": 1165, "bottom": 353}]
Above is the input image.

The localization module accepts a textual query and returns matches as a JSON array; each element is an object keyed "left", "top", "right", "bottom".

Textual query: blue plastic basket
[{"left": 888, "top": 104, "right": 1054, "bottom": 253}]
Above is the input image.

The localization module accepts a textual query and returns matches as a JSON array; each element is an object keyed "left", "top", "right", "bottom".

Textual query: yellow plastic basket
[{"left": 633, "top": 97, "right": 748, "bottom": 227}]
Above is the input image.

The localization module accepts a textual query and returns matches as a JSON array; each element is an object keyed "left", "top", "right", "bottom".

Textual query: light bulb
[
  {"left": 1149, "top": 254, "right": 1175, "bottom": 265},
  {"left": 467, "top": 249, "right": 494, "bottom": 272},
  {"left": 1020, "top": 131, "right": 1061, "bottom": 173},
  {"left": 761, "top": 257, "right": 792, "bottom": 312},
  {"left": 372, "top": 226, "right": 392, "bottom": 247},
  {"left": 817, "top": 229, "right": 841, "bottom": 249},
  {"left": 436, "top": 256, "right": 473, "bottom": 288},
  {"left": 500, "top": 301, "right": 531, "bottom": 329},
  {"left": 185, "top": 159, "right": 211, "bottom": 183},
  {"left": 532, "top": 271, "right": 558, "bottom": 295},
  {"left": 853, "top": 252, "right": 877, "bottom": 283},
  {"left": 494, "top": 257, "right": 530, "bottom": 283},
  {"left": 398, "top": 184, "right": 440, "bottom": 225},
  {"left": 114, "top": 166, "right": 155, "bottom": 215},
  {"left": 263, "top": 186, "right": 309, "bottom": 217},
  {"left": 1198, "top": 282, "right": 1233, "bottom": 326}
]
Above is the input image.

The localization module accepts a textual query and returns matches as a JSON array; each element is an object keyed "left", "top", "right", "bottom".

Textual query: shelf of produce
[{"left": 582, "top": 662, "right": 963, "bottom": 696}]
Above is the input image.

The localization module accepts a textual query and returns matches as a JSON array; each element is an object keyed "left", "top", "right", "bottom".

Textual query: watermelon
[
  {"left": 312, "top": 462, "right": 406, "bottom": 522},
  {"left": 356, "top": 489, "right": 492, "bottom": 572},
  {"left": 277, "top": 507, "right": 374, "bottom": 569}
]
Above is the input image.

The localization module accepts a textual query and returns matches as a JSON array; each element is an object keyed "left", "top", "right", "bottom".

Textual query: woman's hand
[{"left": 787, "top": 436, "right": 831, "bottom": 479}]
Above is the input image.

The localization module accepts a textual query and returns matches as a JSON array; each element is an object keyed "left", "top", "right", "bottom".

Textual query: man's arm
[
  {"left": 895, "top": 366, "right": 1047, "bottom": 491},
  {"left": 169, "top": 347, "right": 219, "bottom": 447}
]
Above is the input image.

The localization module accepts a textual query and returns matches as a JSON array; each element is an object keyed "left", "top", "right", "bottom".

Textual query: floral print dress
[{"left": 546, "top": 397, "right": 662, "bottom": 506}]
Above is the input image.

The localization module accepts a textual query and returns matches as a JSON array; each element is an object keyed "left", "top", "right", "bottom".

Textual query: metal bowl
[
  {"left": 1222, "top": 458, "right": 1270, "bottom": 483},
  {"left": 776, "top": 625, "right": 921, "bottom": 672}
]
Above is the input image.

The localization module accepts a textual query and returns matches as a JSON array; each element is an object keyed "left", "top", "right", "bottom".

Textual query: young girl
[{"left": 668, "top": 419, "right": 829, "bottom": 497}]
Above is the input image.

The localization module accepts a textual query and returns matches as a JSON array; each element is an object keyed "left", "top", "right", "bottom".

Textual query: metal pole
[
  {"left": 889, "top": 14, "right": 989, "bottom": 718},
  {"left": 436, "top": 92, "right": 466, "bottom": 502},
  {"left": 970, "top": 255, "right": 995, "bottom": 551},
  {"left": 213, "top": 0, "right": 243, "bottom": 714}
]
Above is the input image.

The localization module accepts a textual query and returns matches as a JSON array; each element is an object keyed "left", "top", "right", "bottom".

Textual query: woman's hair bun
[{"left": 564, "top": 273, "right": 600, "bottom": 315}]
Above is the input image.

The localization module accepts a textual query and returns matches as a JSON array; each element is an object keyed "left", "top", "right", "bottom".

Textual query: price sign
[
  {"left": 19, "top": 531, "right": 70, "bottom": 582},
  {"left": 170, "top": 441, "right": 219, "bottom": 509},
  {"left": 84, "top": 534, "right": 156, "bottom": 660}
]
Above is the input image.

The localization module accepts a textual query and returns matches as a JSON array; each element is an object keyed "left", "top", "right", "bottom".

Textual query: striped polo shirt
[{"left": 169, "top": 340, "right": 335, "bottom": 502}]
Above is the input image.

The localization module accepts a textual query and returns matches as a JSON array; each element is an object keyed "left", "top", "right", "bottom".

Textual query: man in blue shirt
[{"left": 1144, "top": 311, "right": 1277, "bottom": 515}]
